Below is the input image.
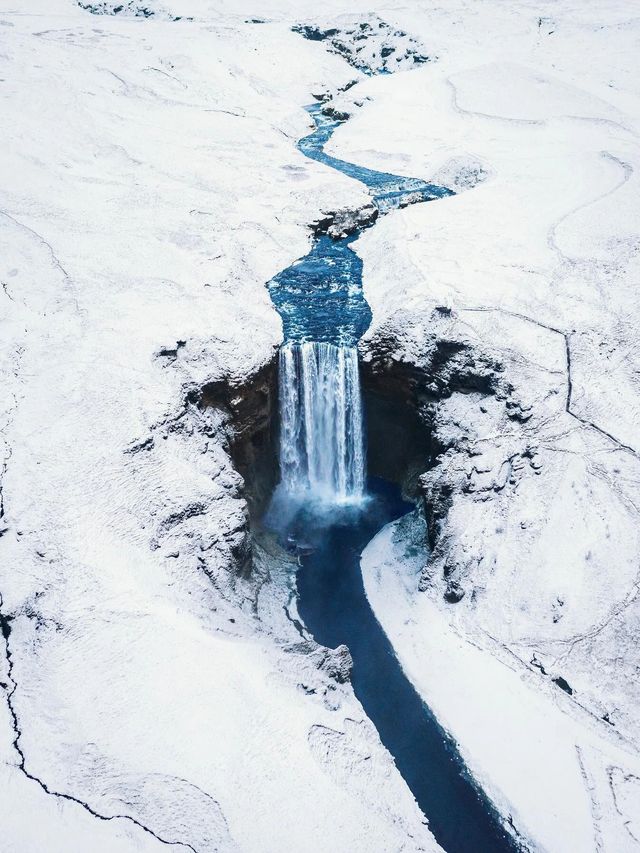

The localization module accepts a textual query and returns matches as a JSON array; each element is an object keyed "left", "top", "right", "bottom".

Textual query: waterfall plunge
[{"left": 278, "top": 341, "right": 366, "bottom": 505}]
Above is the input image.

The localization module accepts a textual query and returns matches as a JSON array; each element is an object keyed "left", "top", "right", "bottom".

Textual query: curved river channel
[{"left": 264, "top": 102, "right": 520, "bottom": 852}]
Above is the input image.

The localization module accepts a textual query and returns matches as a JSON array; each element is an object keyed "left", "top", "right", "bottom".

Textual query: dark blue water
[
  {"left": 264, "top": 97, "right": 520, "bottom": 851},
  {"left": 294, "top": 478, "right": 519, "bottom": 853},
  {"left": 298, "top": 104, "right": 452, "bottom": 211},
  {"left": 267, "top": 104, "right": 453, "bottom": 345},
  {"left": 268, "top": 233, "right": 369, "bottom": 345}
]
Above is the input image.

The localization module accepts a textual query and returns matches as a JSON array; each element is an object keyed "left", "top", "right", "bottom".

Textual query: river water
[{"left": 264, "top": 100, "right": 519, "bottom": 852}]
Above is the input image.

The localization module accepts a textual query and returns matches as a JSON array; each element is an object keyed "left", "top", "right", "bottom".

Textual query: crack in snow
[
  {"left": 0, "top": 210, "right": 87, "bottom": 326},
  {"left": 0, "top": 592, "right": 199, "bottom": 853},
  {"left": 459, "top": 305, "right": 640, "bottom": 459},
  {"left": 575, "top": 745, "right": 605, "bottom": 853},
  {"left": 283, "top": 597, "right": 308, "bottom": 640},
  {"left": 554, "top": 575, "right": 640, "bottom": 663},
  {"left": 608, "top": 765, "right": 640, "bottom": 846}
]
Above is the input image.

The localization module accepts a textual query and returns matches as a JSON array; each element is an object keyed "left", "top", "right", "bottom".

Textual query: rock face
[
  {"left": 199, "top": 355, "right": 279, "bottom": 520},
  {"left": 293, "top": 14, "right": 432, "bottom": 75},
  {"left": 359, "top": 296, "right": 640, "bottom": 840}
]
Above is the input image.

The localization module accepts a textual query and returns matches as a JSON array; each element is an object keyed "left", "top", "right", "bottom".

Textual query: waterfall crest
[{"left": 278, "top": 341, "right": 365, "bottom": 504}]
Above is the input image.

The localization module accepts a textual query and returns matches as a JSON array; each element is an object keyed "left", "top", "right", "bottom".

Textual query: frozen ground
[
  {"left": 1, "top": 0, "right": 638, "bottom": 851},
  {"left": 332, "top": 3, "right": 640, "bottom": 852}
]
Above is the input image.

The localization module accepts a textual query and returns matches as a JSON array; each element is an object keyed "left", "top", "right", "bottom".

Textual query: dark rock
[
  {"left": 505, "top": 397, "right": 533, "bottom": 422},
  {"left": 125, "top": 435, "right": 154, "bottom": 454},
  {"left": 397, "top": 190, "right": 428, "bottom": 209},
  {"left": 199, "top": 356, "right": 278, "bottom": 519},
  {"left": 444, "top": 581, "right": 465, "bottom": 603},
  {"left": 77, "top": 1, "right": 155, "bottom": 16},
  {"left": 292, "top": 16, "right": 432, "bottom": 76},
  {"left": 321, "top": 103, "right": 351, "bottom": 121},
  {"left": 157, "top": 340, "right": 186, "bottom": 359},
  {"left": 552, "top": 675, "right": 573, "bottom": 695},
  {"left": 317, "top": 644, "right": 353, "bottom": 683},
  {"left": 311, "top": 204, "right": 378, "bottom": 239},
  {"left": 292, "top": 24, "right": 339, "bottom": 42},
  {"left": 77, "top": 1, "right": 189, "bottom": 19},
  {"left": 530, "top": 655, "right": 548, "bottom": 675}
]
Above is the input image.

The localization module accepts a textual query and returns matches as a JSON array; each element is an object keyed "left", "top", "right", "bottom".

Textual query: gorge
[{"left": 259, "top": 84, "right": 519, "bottom": 851}]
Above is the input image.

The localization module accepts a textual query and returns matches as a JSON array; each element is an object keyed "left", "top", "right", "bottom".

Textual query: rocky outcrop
[
  {"left": 199, "top": 356, "right": 279, "bottom": 519},
  {"left": 320, "top": 103, "right": 352, "bottom": 122},
  {"left": 154, "top": 350, "right": 280, "bottom": 584},
  {"left": 78, "top": 1, "right": 154, "bottom": 17},
  {"left": 311, "top": 203, "right": 378, "bottom": 239},
  {"left": 312, "top": 644, "right": 353, "bottom": 684},
  {"left": 360, "top": 281, "right": 640, "bottom": 772},
  {"left": 77, "top": 1, "right": 189, "bottom": 20},
  {"left": 360, "top": 304, "right": 565, "bottom": 590},
  {"left": 293, "top": 15, "right": 433, "bottom": 75}
]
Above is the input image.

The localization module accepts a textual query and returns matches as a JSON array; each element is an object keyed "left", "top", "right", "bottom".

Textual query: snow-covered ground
[
  {"left": 1, "top": 0, "right": 639, "bottom": 850},
  {"left": 0, "top": 2, "right": 439, "bottom": 851},
  {"left": 332, "top": 3, "right": 640, "bottom": 851},
  {"left": 363, "top": 516, "right": 640, "bottom": 852}
]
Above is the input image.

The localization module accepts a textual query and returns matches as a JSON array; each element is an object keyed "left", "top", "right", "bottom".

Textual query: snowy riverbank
[{"left": 1, "top": 1, "right": 639, "bottom": 850}]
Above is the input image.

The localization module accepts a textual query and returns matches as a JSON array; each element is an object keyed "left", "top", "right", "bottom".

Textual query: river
[{"left": 264, "top": 98, "right": 520, "bottom": 853}]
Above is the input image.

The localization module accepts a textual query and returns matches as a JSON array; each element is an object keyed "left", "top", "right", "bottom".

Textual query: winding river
[{"left": 264, "top": 100, "right": 519, "bottom": 852}]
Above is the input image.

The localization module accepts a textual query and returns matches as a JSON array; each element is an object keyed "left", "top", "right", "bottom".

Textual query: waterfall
[{"left": 278, "top": 341, "right": 366, "bottom": 504}]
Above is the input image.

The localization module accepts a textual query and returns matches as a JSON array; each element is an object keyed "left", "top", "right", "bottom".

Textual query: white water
[{"left": 278, "top": 341, "right": 366, "bottom": 504}]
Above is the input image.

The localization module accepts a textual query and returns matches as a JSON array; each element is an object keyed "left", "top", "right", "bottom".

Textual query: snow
[
  {"left": 0, "top": 2, "right": 440, "bottom": 851},
  {"left": 327, "top": 2, "right": 640, "bottom": 850},
  {"left": 0, "top": 697, "right": 167, "bottom": 853},
  {"left": 1, "top": 0, "right": 639, "bottom": 850},
  {"left": 362, "top": 516, "right": 640, "bottom": 852}
]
